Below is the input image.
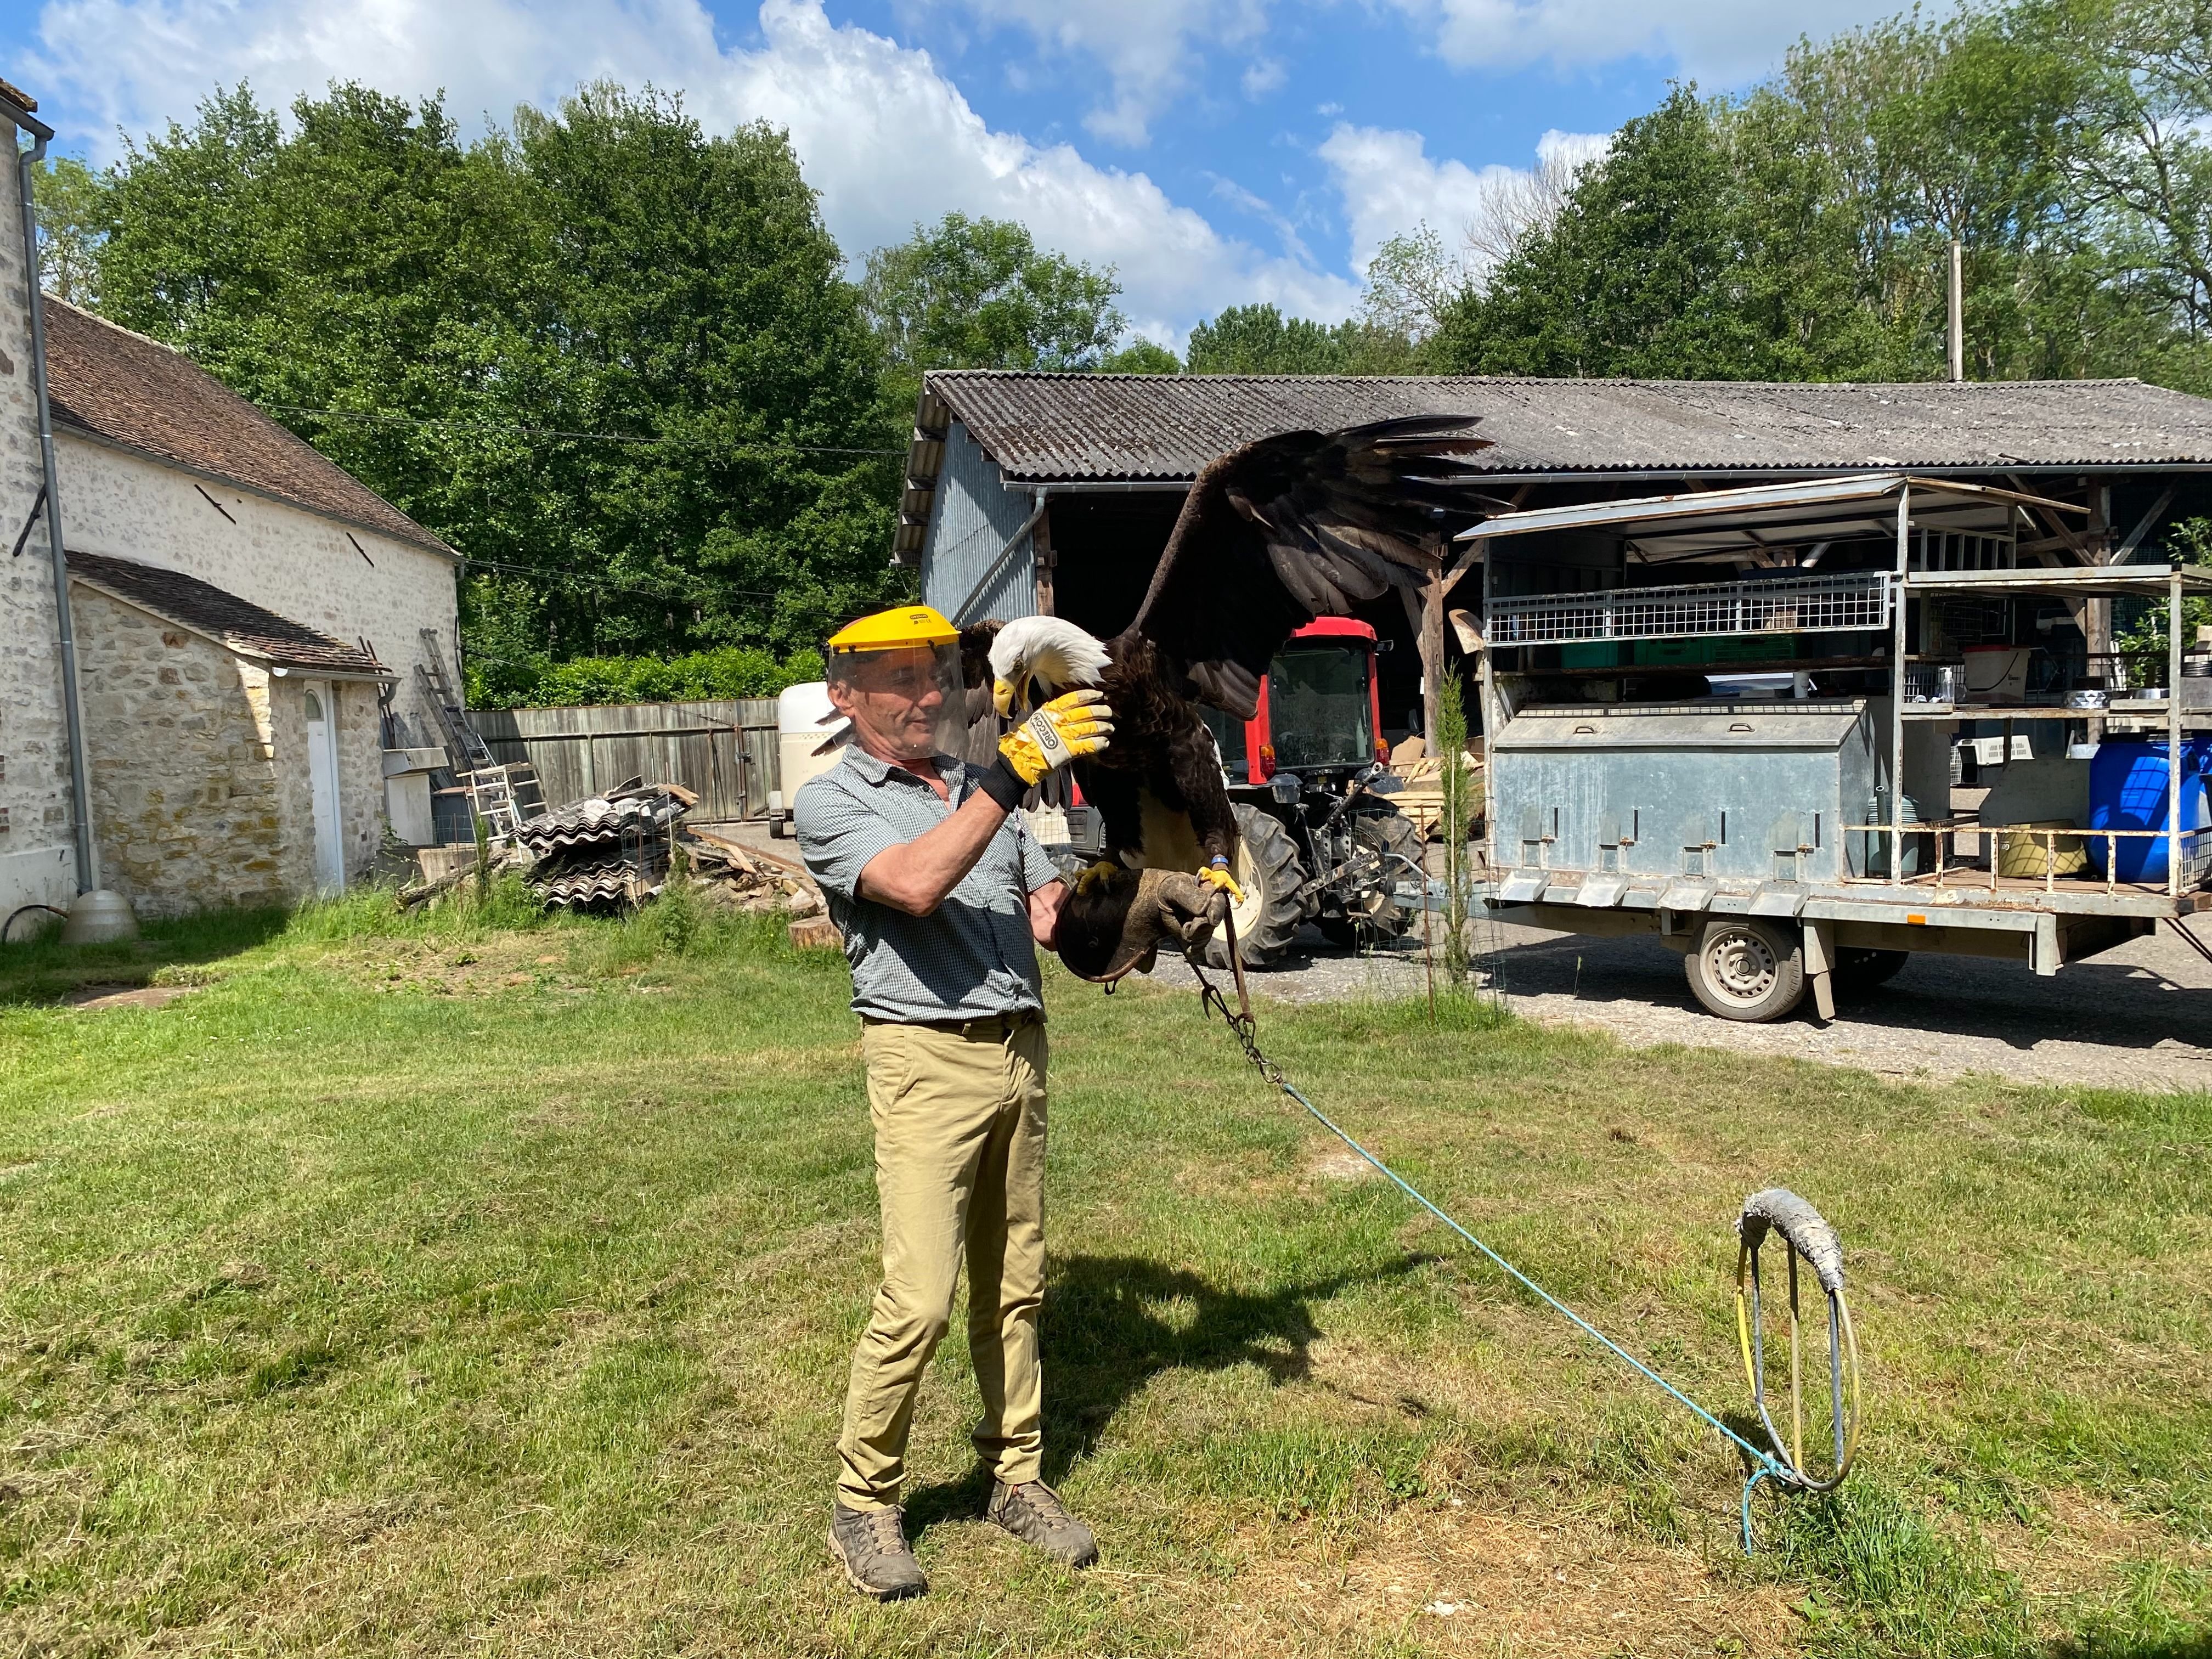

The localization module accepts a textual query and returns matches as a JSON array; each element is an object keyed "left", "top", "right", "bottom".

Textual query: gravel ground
[
  {"left": 715, "top": 818, "right": 2212, "bottom": 1093},
  {"left": 1144, "top": 912, "right": 2212, "bottom": 1093}
]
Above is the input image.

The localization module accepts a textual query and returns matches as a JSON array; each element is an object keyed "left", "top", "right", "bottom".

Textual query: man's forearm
[
  {"left": 855, "top": 791, "right": 1010, "bottom": 916},
  {"left": 1028, "top": 879, "right": 1067, "bottom": 945}
]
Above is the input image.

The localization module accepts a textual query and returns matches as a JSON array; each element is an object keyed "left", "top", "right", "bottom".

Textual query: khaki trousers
[{"left": 836, "top": 1012, "right": 1047, "bottom": 1511}]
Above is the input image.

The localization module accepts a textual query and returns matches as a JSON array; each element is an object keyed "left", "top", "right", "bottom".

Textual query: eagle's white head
[{"left": 989, "top": 616, "right": 1112, "bottom": 717}]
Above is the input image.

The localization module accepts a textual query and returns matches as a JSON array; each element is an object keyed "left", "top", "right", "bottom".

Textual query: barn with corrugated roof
[{"left": 899, "top": 371, "right": 2212, "bottom": 741}]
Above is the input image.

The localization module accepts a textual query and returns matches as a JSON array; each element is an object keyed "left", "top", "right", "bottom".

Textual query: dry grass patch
[{"left": 1198, "top": 1507, "right": 1798, "bottom": 1658}]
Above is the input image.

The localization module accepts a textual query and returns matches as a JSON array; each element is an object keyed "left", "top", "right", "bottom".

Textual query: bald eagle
[{"left": 978, "top": 414, "right": 1495, "bottom": 978}]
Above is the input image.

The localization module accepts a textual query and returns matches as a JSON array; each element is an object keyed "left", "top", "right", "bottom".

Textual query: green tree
[
  {"left": 1360, "top": 224, "right": 1466, "bottom": 345},
  {"left": 1099, "top": 337, "right": 1181, "bottom": 373},
  {"left": 28, "top": 155, "right": 108, "bottom": 306},
  {"left": 89, "top": 82, "right": 904, "bottom": 666},
  {"left": 1434, "top": 7, "right": 2207, "bottom": 387},
  {"left": 1770, "top": 4, "right": 2140, "bottom": 382},
  {"left": 862, "top": 213, "right": 1127, "bottom": 412},
  {"left": 2016, "top": 0, "right": 2212, "bottom": 387},
  {"left": 1435, "top": 87, "right": 1807, "bottom": 378},
  {"left": 1185, "top": 302, "right": 1420, "bottom": 374},
  {"left": 2115, "top": 517, "right": 2212, "bottom": 677}
]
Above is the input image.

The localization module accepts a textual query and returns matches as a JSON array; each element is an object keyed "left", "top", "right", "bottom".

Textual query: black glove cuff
[{"left": 977, "top": 755, "right": 1028, "bottom": 811}]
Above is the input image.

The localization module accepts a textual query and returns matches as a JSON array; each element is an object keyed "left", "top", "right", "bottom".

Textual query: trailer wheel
[
  {"left": 1834, "top": 947, "right": 1909, "bottom": 989},
  {"left": 1319, "top": 806, "right": 1424, "bottom": 948},
  {"left": 1203, "top": 804, "right": 1307, "bottom": 968},
  {"left": 1685, "top": 917, "right": 1806, "bottom": 1022}
]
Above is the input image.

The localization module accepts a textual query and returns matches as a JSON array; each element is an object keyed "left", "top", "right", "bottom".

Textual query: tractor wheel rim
[
  {"left": 1229, "top": 842, "right": 1266, "bottom": 930},
  {"left": 1708, "top": 931, "right": 1777, "bottom": 1001}
]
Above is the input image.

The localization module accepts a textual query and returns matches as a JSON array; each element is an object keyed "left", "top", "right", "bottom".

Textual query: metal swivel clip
[{"left": 1736, "top": 1188, "right": 1861, "bottom": 1499}]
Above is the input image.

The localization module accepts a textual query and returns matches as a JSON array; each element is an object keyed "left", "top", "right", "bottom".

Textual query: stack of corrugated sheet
[{"left": 518, "top": 780, "right": 691, "bottom": 910}]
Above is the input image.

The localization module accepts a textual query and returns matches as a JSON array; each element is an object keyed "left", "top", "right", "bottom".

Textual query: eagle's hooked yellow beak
[{"left": 992, "top": 676, "right": 1018, "bottom": 718}]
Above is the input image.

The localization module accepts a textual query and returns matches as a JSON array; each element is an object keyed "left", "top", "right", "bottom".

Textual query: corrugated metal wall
[
  {"left": 472, "top": 699, "right": 781, "bottom": 821},
  {"left": 922, "top": 419, "right": 1040, "bottom": 624}
]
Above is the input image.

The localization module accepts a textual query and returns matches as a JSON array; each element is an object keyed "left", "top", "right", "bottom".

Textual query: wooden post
[
  {"left": 1421, "top": 535, "right": 1446, "bottom": 744},
  {"left": 1947, "top": 239, "right": 1964, "bottom": 383},
  {"left": 1031, "top": 499, "right": 1056, "bottom": 617}
]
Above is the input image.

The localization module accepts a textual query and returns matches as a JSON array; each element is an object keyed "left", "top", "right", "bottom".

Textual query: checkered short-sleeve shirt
[{"left": 795, "top": 747, "right": 1060, "bottom": 1023}]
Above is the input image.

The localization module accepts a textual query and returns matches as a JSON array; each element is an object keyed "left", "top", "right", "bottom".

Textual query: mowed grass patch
[{"left": 0, "top": 901, "right": 2204, "bottom": 1655}]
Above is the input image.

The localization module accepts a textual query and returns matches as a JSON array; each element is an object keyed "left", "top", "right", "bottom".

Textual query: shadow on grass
[
  {"left": 0, "top": 904, "right": 290, "bottom": 1007},
  {"left": 904, "top": 1250, "right": 1429, "bottom": 1538}
]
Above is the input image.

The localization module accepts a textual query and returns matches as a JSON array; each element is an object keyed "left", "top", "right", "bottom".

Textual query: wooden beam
[
  {"left": 2114, "top": 487, "right": 2176, "bottom": 562},
  {"left": 1438, "top": 484, "right": 1530, "bottom": 599},
  {"left": 1031, "top": 501, "right": 1056, "bottom": 616}
]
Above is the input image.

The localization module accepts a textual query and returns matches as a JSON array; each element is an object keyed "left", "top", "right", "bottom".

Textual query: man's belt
[{"left": 866, "top": 1009, "right": 1040, "bottom": 1041}]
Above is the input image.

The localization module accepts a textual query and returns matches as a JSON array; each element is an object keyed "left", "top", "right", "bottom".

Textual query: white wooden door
[{"left": 304, "top": 684, "right": 346, "bottom": 893}]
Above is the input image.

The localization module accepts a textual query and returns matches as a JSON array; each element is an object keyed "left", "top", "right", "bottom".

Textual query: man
[{"left": 794, "top": 605, "right": 1115, "bottom": 1602}]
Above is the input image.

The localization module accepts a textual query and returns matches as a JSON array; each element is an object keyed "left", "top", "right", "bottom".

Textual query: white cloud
[
  {"left": 1319, "top": 122, "right": 1610, "bottom": 283},
  {"left": 15, "top": 0, "right": 1356, "bottom": 344},
  {"left": 1240, "top": 56, "right": 1286, "bottom": 100},
  {"left": 1321, "top": 122, "right": 1510, "bottom": 275},
  {"left": 1388, "top": 0, "right": 1908, "bottom": 86},
  {"left": 910, "top": 0, "right": 1271, "bottom": 146}
]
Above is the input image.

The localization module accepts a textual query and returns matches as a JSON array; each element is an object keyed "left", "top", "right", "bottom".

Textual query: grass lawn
[{"left": 1, "top": 885, "right": 2207, "bottom": 1656}]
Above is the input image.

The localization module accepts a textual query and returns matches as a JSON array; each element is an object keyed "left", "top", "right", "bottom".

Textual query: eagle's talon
[
  {"left": 1074, "top": 859, "right": 1124, "bottom": 896},
  {"left": 1198, "top": 864, "right": 1245, "bottom": 904}
]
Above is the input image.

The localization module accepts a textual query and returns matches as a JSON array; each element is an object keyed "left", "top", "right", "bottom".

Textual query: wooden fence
[{"left": 471, "top": 699, "right": 782, "bottom": 822}]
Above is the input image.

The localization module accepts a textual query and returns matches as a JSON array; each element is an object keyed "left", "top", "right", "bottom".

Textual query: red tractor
[{"left": 1194, "top": 619, "right": 1430, "bottom": 966}]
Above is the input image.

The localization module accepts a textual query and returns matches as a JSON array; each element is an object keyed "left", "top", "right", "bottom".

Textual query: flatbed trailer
[{"left": 1462, "top": 472, "right": 2212, "bottom": 1021}]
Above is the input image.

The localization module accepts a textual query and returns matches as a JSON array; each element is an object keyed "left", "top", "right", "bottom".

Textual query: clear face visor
[{"left": 824, "top": 639, "right": 969, "bottom": 760}]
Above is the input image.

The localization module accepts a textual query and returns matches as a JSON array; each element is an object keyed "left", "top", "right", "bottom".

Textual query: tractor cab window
[
  {"left": 1200, "top": 705, "right": 1248, "bottom": 779},
  {"left": 1269, "top": 641, "right": 1373, "bottom": 770}
]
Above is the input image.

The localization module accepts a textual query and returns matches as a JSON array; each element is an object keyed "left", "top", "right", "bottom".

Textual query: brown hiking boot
[
  {"left": 985, "top": 1479, "right": 1098, "bottom": 1568},
  {"left": 829, "top": 1502, "right": 928, "bottom": 1601}
]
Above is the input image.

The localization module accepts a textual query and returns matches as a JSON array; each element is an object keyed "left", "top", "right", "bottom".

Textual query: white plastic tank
[{"left": 775, "top": 681, "right": 851, "bottom": 812}]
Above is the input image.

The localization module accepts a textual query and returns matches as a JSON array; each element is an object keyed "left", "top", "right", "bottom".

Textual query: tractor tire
[
  {"left": 1684, "top": 916, "right": 1806, "bottom": 1022},
  {"left": 1318, "top": 806, "right": 1424, "bottom": 949},
  {"left": 1834, "top": 947, "right": 1909, "bottom": 990},
  {"left": 1203, "top": 803, "right": 1307, "bottom": 968}
]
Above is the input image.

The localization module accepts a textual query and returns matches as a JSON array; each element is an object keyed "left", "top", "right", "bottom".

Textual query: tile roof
[
  {"left": 67, "top": 551, "right": 390, "bottom": 676},
  {"left": 42, "top": 299, "right": 454, "bottom": 556},
  {"left": 915, "top": 371, "right": 2212, "bottom": 486}
]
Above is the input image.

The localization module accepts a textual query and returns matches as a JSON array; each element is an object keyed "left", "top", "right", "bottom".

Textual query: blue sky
[{"left": 8, "top": 0, "right": 1910, "bottom": 347}]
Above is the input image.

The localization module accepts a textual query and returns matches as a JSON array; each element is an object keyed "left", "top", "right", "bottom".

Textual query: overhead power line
[{"left": 458, "top": 554, "right": 788, "bottom": 602}]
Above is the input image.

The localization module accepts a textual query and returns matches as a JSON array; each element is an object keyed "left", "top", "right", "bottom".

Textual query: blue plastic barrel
[{"left": 2085, "top": 737, "right": 2212, "bottom": 883}]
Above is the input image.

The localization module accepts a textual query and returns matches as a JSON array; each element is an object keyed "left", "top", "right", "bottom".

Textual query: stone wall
[
  {"left": 55, "top": 433, "right": 461, "bottom": 752},
  {"left": 70, "top": 586, "right": 388, "bottom": 916},
  {"left": 0, "top": 121, "right": 83, "bottom": 912}
]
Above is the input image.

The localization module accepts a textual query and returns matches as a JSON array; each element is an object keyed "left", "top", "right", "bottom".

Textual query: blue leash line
[{"left": 1192, "top": 971, "right": 1794, "bottom": 1551}]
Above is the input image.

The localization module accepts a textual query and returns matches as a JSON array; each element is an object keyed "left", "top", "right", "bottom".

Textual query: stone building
[{"left": 2, "top": 81, "right": 462, "bottom": 919}]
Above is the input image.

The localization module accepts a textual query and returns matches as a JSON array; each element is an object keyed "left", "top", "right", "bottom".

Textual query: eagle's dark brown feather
[{"left": 1126, "top": 414, "right": 1494, "bottom": 721}]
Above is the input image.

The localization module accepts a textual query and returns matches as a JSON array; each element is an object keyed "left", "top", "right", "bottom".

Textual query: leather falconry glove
[{"left": 977, "top": 690, "right": 1114, "bottom": 809}]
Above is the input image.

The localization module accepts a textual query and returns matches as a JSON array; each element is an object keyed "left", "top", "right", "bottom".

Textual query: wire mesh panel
[{"left": 1488, "top": 572, "right": 1891, "bottom": 647}]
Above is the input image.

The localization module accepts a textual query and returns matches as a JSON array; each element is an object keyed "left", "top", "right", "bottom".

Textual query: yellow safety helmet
[{"left": 826, "top": 606, "right": 959, "bottom": 652}]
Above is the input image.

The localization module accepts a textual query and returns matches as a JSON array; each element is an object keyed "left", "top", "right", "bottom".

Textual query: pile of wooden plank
[
  {"left": 1385, "top": 749, "right": 1486, "bottom": 841},
  {"left": 684, "top": 829, "right": 827, "bottom": 922}
]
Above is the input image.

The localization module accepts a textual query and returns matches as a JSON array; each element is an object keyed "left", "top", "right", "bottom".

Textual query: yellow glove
[
  {"left": 1199, "top": 857, "right": 1245, "bottom": 905},
  {"left": 997, "top": 689, "right": 1114, "bottom": 786}
]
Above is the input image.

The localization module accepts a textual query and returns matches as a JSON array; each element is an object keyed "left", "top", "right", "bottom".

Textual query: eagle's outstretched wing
[{"left": 1125, "top": 414, "right": 1496, "bottom": 719}]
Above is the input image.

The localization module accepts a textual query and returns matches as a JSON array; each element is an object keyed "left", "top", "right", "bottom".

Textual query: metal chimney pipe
[{"left": 4, "top": 87, "right": 95, "bottom": 894}]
